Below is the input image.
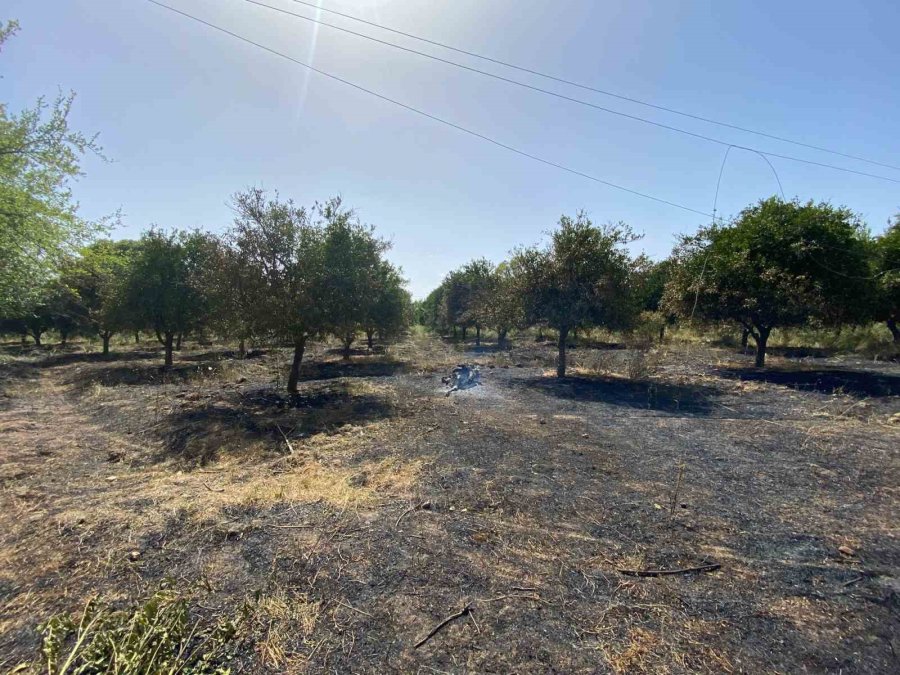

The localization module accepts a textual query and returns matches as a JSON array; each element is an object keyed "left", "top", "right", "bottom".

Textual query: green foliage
[
  {"left": 60, "top": 240, "right": 139, "bottom": 350},
  {"left": 121, "top": 230, "right": 219, "bottom": 364},
  {"left": 362, "top": 260, "right": 411, "bottom": 345},
  {"left": 226, "top": 188, "right": 324, "bottom": 350},
  {"left": 424, "top": 258, "right": 523, "bottom": 346},
  {"left": 317, "top": 198, "right": 390, "bottom": 356},
  {"left": 480, "top": 261, "right": 523, "bottom": 347},
  {"left": 511, "top": 212, "right": 640, "bottom": 375},
  {"left": 665, "top": 197, "right": 874, "bottom": 366},
  {"left": 416, "top": 285, "right": 445, "bottom": 331},
  {"left": 0, "top": 21, "right": 109, "bottom": 316},
  {"left": 873, "top": 214, "right": 900, "bottom": 342},
  {"left": 39, "top": 590, "right": 242, "bottom": 674}
]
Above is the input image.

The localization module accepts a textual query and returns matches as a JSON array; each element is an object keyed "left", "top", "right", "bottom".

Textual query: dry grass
[{"left": 1, "top": 335, "right": 898, "bottom": 673}]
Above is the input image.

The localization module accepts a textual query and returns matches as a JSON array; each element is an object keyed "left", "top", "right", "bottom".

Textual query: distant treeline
[
  {"left": 416, "top": 199, "right": 900, "bottom": 372},
  {"left": 1, "top": 189, "right": 411, "bottom": 393}
]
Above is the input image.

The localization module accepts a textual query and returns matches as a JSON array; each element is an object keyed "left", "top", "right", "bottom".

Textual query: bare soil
[{"left": 1, "top": 335, "right": 898, "bottom": 673}]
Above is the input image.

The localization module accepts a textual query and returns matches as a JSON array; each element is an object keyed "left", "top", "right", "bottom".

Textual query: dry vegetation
[{"left": 1, "top": 331, "right": 898, "bottom": 673}]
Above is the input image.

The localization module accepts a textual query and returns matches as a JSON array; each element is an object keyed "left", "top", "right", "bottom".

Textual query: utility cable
[
  {"left": 145, "top": 0, "right": 715, "bottom": 218},
  {"left": 282, "top": 0, "right": 900, "bottom": 173}
]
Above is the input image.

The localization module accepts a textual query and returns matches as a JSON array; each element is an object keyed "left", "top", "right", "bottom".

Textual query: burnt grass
[{"left": 0, "top": 336, "right": 899, "bottom": 673}]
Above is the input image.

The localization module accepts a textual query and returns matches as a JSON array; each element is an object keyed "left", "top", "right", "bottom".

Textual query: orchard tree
[
  {"left": 215, "top": 238, "right": 257, "bottom": 356},
  {"left": 459, "top": 259, "right": 495, "bottom": 346},
  {"left": 228, "top": 189, "right": 326, "bottom": 393},
  {"left": 438, "top": 259, "right": 494, "bottom": 343},
  {"left": 483, "top": 262, "right": 523, "bottom": 348},
  {"left": 633, "top": 257, "right": 676, "bottom": 342},
  {"left": 318, "top": 199, "right": 389, "bottom": 359},
  {"left": 873, "top": 215, "right": 900, "bottom": 343},
  {"left": 362, "top": 261, "right": 410, "bottom": 349},
  {"left": 61, "top": 240, "right": 137, "bottom": 354},
  {"left": 0, "top": 21, "right": 109, "bottom": 316},
  {"left": 121, "top": 230, "right": 217, "bottom": 366},
  {"left": 417, "top": 285, "right": 445, "bottom": 332},
  {"left": 512, "top": 212, "right": 639, "bottom": 377},
  {"left": 665, "top": 197, "right": 874, "bottom": 367},
  {"left": 440, "top": 268, "right": 472, "bottom": 339}
]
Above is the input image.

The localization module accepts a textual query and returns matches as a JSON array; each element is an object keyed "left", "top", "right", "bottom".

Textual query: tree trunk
[
  {"left": 31, "top": 329, "right": 42, "bottom": 347},
  {"left": 20, "top": 332, "right": 27, "bottom": 346},
  {"left": 287, "top": 337, "right": 307, "bottom": 394},
  {"left": 461, "top": 326, "right": 467, "bottom": 341},
  {"left": 366, "top": 329, "right": 374, "bottom": 350},
  {"left": 753, "top": 326, "right": 770, "bottom": 368},
  {"left": 475, "top": 324, "right": 481, "bottom": 346},
  {"left": 888, "top": 318, "right": 900, "bottom": 344},
  {"left": 537, "top": 327, "right": 544, "bottom": 342},
  {"left": 134, "top": 331, "right": 140, "bottom": 344},
  {"left": 740, "top": 327, "right": 750, "bottom": 352},
  {"left": 175, "top": 332, "right": 183, "bottom": 351},
  {"left": 557, "top": 326, "right": 569, "bottom": 378},
  {"left": 60, "top": 330, "right": 69, "bottom": 347},
  {"left": 452, "top": 326, "right": 457, "bottom": 339},
  {"left": 163, "top": 333, "right": 174, "bottom": 367},
  {"left": 238, "top": 337, "right": 246, "bottom": 358},
  {"left": 102, "top": 332, "right": 111, "bottom": 356},
  {"left": 497, "top": 328, "right": 507, "bottom": 349},
  {"left": 342, "top": 333, "right": 354, "bottom": 360},
  {"left": 659, "top": 324, "right": 666, "bottom": 342}
]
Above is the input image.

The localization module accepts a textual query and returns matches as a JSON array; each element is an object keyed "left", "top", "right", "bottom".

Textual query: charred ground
[{"left": 0, "top": 334, "right": 898, "bottom": 673}]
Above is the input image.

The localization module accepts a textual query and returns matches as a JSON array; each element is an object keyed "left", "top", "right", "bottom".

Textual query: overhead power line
[
  {"left": 246, "top": 0, "right": 900, "bottom": 186},
  {"left": 144, "top": 0, "right": 714, "bottom": 218},
  {"left": 283, "top": 0, "right": 900, "bottom": 174}
]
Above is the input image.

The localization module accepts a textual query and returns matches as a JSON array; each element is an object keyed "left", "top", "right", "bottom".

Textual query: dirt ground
[{"left": 1, "top": 333, "right": 898, "bottom": 673}]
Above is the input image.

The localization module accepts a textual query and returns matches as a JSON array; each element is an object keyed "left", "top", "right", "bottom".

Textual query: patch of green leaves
[{"left": 39, "top": 589, "right": 244, "bottom": 674}]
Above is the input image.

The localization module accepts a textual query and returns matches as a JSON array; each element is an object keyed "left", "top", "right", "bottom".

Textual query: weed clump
[{"left": 38, "top": 589, "right": 244, "bottom": 674}]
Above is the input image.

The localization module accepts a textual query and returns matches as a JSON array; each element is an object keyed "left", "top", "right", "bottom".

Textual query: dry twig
[
  {"left": 275, "top": 423, "right": 295, "bottom": 455},
  {"left": 618, "top": 563, "right": 720, "bottom": 577},
  {"left": 414, "top": 604, "right": 471, "bottom": 649}
]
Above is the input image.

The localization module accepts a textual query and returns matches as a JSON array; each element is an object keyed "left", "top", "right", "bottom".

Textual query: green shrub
[{"left": 39, "top": 590, "right": 244, "bottom": 674}]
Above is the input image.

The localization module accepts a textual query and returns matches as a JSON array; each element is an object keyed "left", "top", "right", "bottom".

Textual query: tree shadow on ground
[
  {"left": 66, "top": 361, "right": 226, "bottom": 390},
  {"left": 323, "top": 347, "right": 381, "bottom": 358},
  {"left": 300, "top": 359, "right": 406, "bottom": 381},
  {"left": 462, "top": 344, "right": 509, "bottom": 354},
  {"left": 34, "top": 350, "right": 162, "bottom": 369},
  {"left": 179, "top": 349, "right": 270, "bottom": 362},
  {"left": 715, "top": 367, "right": 900, "bottom": 397},
  {"left": 765, "top": 346, "right": 835, "bottom": 359},
  {"left": 153, "top": 383, "right": 396, "bottom": 465},
  {"left": 515, "top": 375, "right": 718, "bottom": 415}
]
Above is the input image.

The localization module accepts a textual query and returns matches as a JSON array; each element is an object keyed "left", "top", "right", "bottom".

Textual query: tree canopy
[
  {"left": 512, "top": 212, "right": 639, "bottom": 376},
  {"left": 664, "top": 197, "right": 874, "bottom": 366},
  {"left": 0, "top": 21, "right": 108, "bottom": 316},
  {"left": 873, "top": 214, "right": 900, "bottom": 342}
]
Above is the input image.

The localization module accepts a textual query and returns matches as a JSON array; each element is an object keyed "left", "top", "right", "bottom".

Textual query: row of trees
[
  {"left": 420, "top": 199, "right": 900, "bottom": 374},
  {"left": 2, "top": 189, "right": 411, "bottom": 392}
]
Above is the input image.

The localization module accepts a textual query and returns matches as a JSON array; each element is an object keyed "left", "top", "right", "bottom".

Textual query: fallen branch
[
  {"left": 414, "top": 604, "right": 471, "bottom": 649},
  {"left": 396, "top": 501, "right": 431, "bottom": 528},
  {"left": 267, "top": 523, "right": 313, "bottom": 530},
  {"left": 275, "top": 423, "right": 295, "bottom": 455},
  {"left": 203, "top": 483, "right": 225, "bottom": 493},
  {"left": 618, "top": 563, "right": 720, "bottom": 577}
]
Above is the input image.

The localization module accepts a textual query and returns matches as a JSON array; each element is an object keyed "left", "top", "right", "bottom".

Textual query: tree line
[
  {"left": 4, "top": 20, "right": 899, "bottom": 383},
  {"left": 418, "top": 199, "right": 900, "bottom": 373},
  {"left": 1, "top": 188, "right": 411, "bottom": 392}
]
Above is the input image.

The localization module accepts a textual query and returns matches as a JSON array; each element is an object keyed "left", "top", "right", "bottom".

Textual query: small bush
[
  {"left": 39, "top": 590, "right": 244, "bottom": 674},
  {"left": 625, "top": 349, "right": 661, "bottom": 381},
  {"left": 575, "top": 349, "right": 617, "bottom": 375}
]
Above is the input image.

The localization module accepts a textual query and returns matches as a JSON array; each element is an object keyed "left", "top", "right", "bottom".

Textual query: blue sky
[{"left": 4, "top": 0, "right": 898, "bottom": 297}]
